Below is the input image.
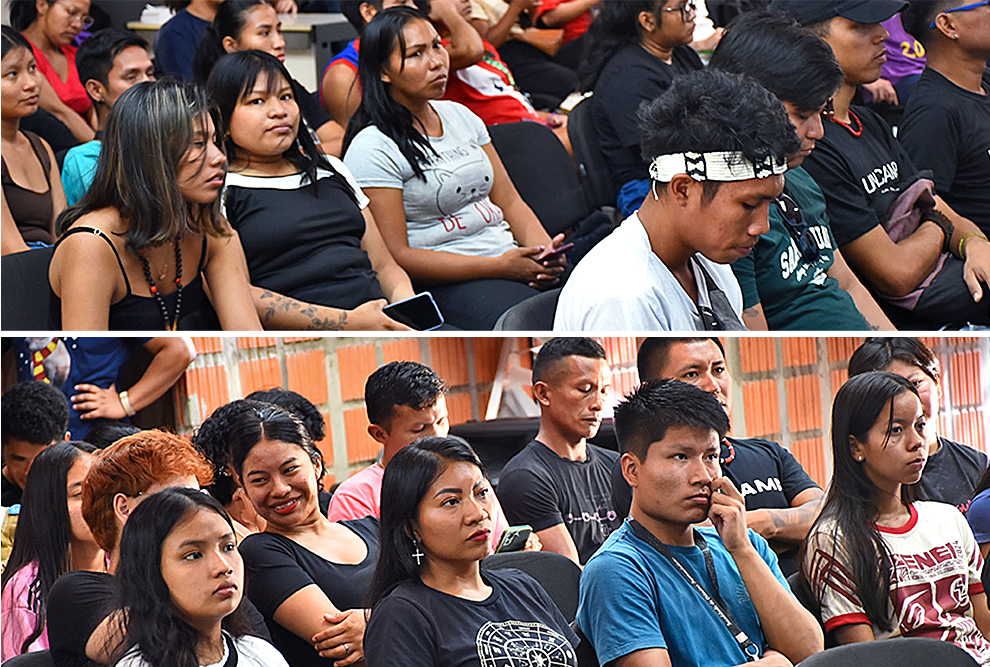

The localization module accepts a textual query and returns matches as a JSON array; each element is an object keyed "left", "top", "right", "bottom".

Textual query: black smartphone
[
  {"left": 383, "top": 292, "right": 444, "bottom": 331},
  {"left": 540, "top": 242, "right": 575, "bottom": 262},
  {"left": 495, "top": 525, "right": 532, "bottom": 553}
]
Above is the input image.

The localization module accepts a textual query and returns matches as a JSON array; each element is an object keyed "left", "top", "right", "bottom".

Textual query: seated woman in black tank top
[
  {"left": 207, "top": 50, "right": 413, "bottom": 330},
  {"left": 1, "top": 26, "right": 66, "bottom": 256},
  {"left": 48, "top": 78, "right": 263, "bottom": 330}
]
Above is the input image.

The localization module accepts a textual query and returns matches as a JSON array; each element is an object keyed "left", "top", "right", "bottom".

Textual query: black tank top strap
[
  {"left": 56, "top": 227, "right": 132, "bottom": 295},
  {"left": 21, "top": 131, "right": 52, "bottom": 186},
  {"left": 197, "top": 234, "right": 208, "bottom": 274}
]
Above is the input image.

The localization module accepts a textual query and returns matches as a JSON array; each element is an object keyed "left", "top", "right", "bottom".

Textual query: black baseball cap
[{"left": 769, "top": 0, "right": 907, "bottom": 25}]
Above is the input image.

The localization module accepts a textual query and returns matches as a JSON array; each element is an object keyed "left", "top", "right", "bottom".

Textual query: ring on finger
[{"left": 344, "top": 644, "right": 350, "bottom": 654}]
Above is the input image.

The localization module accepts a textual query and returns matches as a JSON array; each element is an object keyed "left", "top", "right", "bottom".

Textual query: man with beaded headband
[{"left": 555, "top": 69, "right": 798, "bottom": 331}]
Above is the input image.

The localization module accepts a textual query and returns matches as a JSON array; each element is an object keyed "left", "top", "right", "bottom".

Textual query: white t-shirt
[
  {"left": 806, "top": 501, "right": 990, "bottom": 665},
  {"left": 344, "top": 100, "right": 517, "bottom": 258},
  {"left": 115, "top": 633, "right": 290, "bottom": 667},
  {"left": 553, "top": 212, "right": 744, "bottom": 331}
]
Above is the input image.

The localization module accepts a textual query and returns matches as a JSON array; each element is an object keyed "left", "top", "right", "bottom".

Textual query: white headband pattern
[{"left": 648, "top": 151, "right": 788, "bottom": 182}]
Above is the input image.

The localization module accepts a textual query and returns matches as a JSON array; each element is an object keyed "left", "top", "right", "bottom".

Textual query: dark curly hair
[
  {"left": 1, "top": 381, "right": 70, "bottom": 447},
  {"left": 191, "top": 399, "right": 271, "bottom": 505},
  {"left": 638, "top": 69, "right": 800, "bottom": 201},
  {"left": 246, "top": 388, "right": 326, "bottom": 442}
]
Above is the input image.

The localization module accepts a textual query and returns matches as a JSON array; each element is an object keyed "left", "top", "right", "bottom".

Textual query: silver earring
[
  {"left": 856, "top": 456, "right": 864, "bottom": 462},
  {"left": 411, "top": 538, "right": 425, "bottom": 566}
]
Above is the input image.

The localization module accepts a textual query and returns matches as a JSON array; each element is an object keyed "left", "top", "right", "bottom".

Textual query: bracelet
[
  {"left": 958, "top": 232, "right": 989, "bottom": 260},
  {"left": 922, "top": 209, "right": 954, "bottom": 255},
  {"left": 119, "top": 390, "right": 136, "bottom": 417}
]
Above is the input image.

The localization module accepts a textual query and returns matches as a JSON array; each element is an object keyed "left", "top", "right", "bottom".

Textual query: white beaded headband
[{"left": 648, "top": 151, "right": 788, "bottom": 183}]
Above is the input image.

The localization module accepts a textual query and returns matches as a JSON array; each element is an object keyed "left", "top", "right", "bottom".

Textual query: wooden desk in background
[{"left": 127, "top": 13, "right": 356, "bottom": 92}]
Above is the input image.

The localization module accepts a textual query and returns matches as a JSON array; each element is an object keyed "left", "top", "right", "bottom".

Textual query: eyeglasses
[
  {"left": 662, "top": 2, "right": 697, "bottom": 22},
  {"left": 60, "top": 4, "right": 94, "bottom": 29},
  {"left": 775, "top": 193, "right": 821, "bottom": 264},
  {"left": 930, "top": 0, "right": 989, "bottom": 27}
]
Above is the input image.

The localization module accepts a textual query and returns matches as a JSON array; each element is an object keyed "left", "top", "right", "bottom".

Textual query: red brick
[
  {"left": 238, "top": 357, "right": 281, "bottom": 395},
  {"left": 741, "top": 379, "right": 779, "bottom": 437},
  {"left": 786, "top": 374, "right": 822, "bottom": 433},
  {"left": 740, "top": 339, "right": 775, "bottom": 374},
  {"left": 286, "top": 350, "right": 329, "bottom": 405},
  {"left": 337, "top": 345, "right": 378, "bottom": 402},
  {"left": 431, "top": 338, "right": 470, "bottom": 386}
]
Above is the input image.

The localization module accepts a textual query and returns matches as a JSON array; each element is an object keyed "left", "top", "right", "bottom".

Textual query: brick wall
[{"left": 176, "top": 337, "right": 988, "bottom": 488}]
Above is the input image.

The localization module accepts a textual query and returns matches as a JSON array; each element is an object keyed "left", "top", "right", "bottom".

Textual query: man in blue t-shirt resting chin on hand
[{"left": 577, "top": 380, "right": 823, "bottom": 667}]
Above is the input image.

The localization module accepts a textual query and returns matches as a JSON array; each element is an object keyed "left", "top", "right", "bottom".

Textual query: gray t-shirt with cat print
[{"left": 345, "top": 100, "right": 517, "bottom": 258}]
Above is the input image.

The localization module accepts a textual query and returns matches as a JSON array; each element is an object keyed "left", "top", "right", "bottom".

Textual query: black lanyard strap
[
  {"left": 628, "top": 519, "right": 761, "bottom": 662},
  {"left": 222, "top": 633, "right": 238, "bottom": 667}
]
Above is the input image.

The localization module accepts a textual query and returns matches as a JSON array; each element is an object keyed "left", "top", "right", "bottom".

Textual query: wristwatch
[{"left": 922, "top": 209, "right": 954, "bottom": 256}]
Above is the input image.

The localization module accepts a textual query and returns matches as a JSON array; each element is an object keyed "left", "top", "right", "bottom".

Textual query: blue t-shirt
[
  {"left": 967, "top": 488, "right": 990, "bottom": 545},
  {"left": 577, "top": 521, "right": 788, "bottom": 667},
  {"left": 154, "top": 9, "right": 210, "bottom": 80},
  {"left": 61, "top": 139, "right": 101, "bottom": 206},
  {"left": 14, "top": 337, "right": 149, "bottom": 438}
]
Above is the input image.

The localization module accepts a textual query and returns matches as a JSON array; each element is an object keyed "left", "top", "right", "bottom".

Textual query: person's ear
[
  {"left": 621, "top": 452, "right": 640, "bottom": 488},
  {"left": 35, "top": 0, "right": 49, "bottom": 17},
  {"left": 359, "top": 2, "right": 379, "bottom": 26},
  {"left": 668, "top": 173, "right": 696, "bottom": 206},
  {"left": 932, "top": 12, "right": 958, "bottom": 40},
  {"left": 85, "top": 79, "right": 105, "bottom": 105},
  {"left": 112, "top": 492, "right": 132, "bottom": 525},
  {"left": 222, "top": 35, "right": 239, "bottom": 53},
  {"left": 405, "top": 520, "right": 421, "bottom": 543},
  {"left": 638, "top": 9, "right": 657, "bottom": 33},
  {"left": 532, "top": 380, "right": 552, "bottom": 407},
  {"left": 849, "top": 435, "right": 865, "bottom": 463},
  {"left": 368, "top": 423, "right": 390, "bottom": 446}
]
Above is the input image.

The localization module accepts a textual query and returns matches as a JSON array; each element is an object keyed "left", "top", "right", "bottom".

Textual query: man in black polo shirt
[{"left": 612, "top": 337, "right": 822, "bottom": 575}]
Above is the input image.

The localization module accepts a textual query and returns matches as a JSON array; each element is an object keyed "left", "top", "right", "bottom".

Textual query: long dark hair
[
  {"left": 1, "top": 23, "right": 32, "bottom": 57},
  {"left": 114, "top": 487, "right": 251, "bottom": 667},
  {"left": 848, "top": 337, "right": 940, "bottom": 385},
  {"left": 1, "top": 442, "right": 96, "bottom": 655},
  {"left": 805, "top": 372, "right": 921, "bottom": 633},
  {"left": 578, "top": 0, "right": 667, "bottom": 91},
  {"left": 56, "top": 79, "right": 229, "bottom": 252},
  {"left": 227, "top": 403, "right": 327, "bottom": 483},
  {"left": 342, "top": 7, "right": 438, "bottom": 180},
  {"left": 207, "top": 50, "right": 352, "bottom": 202},
  {"left": 367, "top": 436, "right": 486, "bottom": 609},
  {"left": 192, "top": 0, "right": 270, "bottom": 84}
]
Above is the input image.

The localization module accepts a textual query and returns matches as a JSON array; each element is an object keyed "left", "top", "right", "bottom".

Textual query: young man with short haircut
[
  {"left": 554, "top": 69, "right": 798, "bottom": 331},
  {"left": 613, "top": 337, "right": 823, "bottom": 576},
  {"left": 497, "top": 337, "right": 621, "bottom": 564},
  {"left": 578, "top": 380, "right": 823, "bottom": 667},
  {"left": 1, "top": 380, "right": 70, "bottom": 507},
  {"left": 61, "top": 28, "right": 155, "bottom": 206},
  {"left": 327, "top": 360, "right": 513, "bottom": 544},
  {"left": 709, "top": 11, "right": 893, "bottom": 331}
]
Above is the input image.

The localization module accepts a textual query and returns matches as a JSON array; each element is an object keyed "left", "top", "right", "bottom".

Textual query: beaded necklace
[
  {"left": 824, "top": 105, "right": 864, "bottom": 138},
  {"left": 136, "top": 239, "right": 182, "bottom": 331}
]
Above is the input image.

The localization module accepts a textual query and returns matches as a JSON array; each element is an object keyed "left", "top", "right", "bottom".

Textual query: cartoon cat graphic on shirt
[{"left": 433, "top": 158, "right": 492, "bottom": 213}]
